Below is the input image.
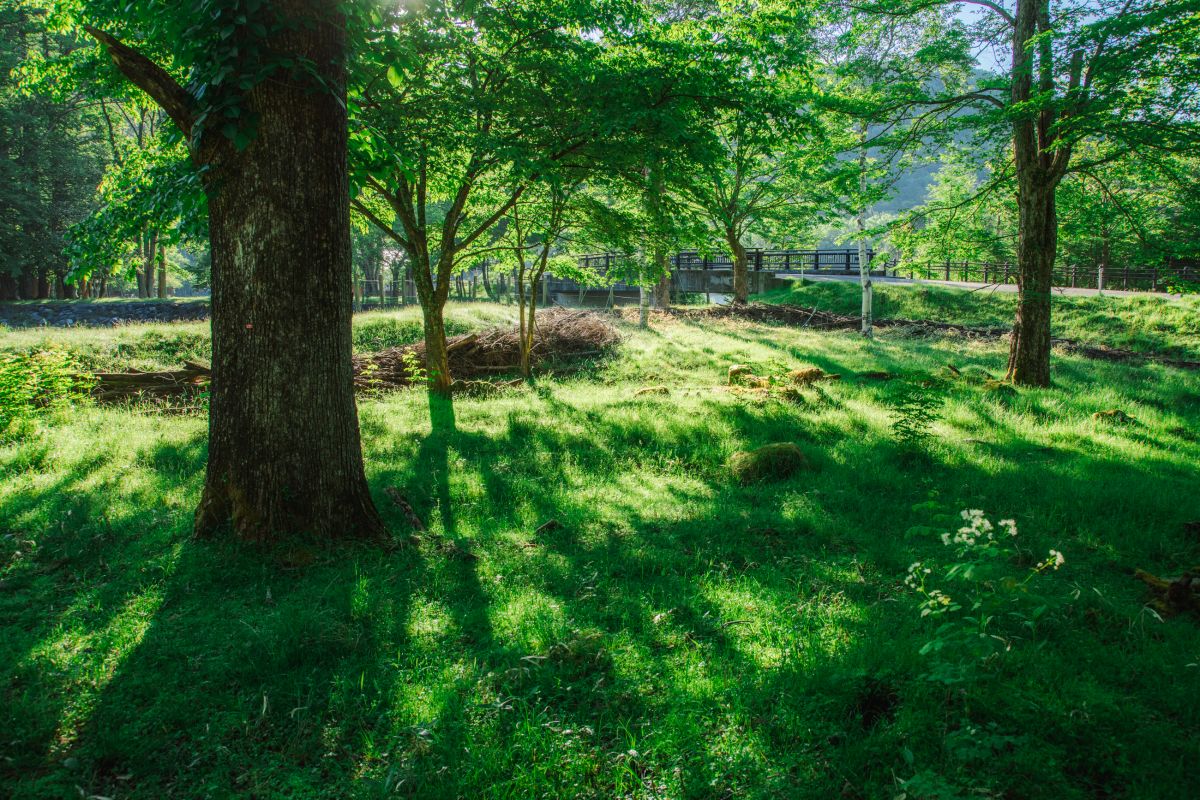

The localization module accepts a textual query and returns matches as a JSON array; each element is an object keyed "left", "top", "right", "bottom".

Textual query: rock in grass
[
  {"left": 634, "top": 385, "right": 670, "bottom": 397},
  {"left": 1093, "top": 408, "right": 1137, "bottom": 425},
  {"left": 728, "top": 364, "right": 755, "bottom": 385},
  {"left": 728, "top": 443, "right": 809, "bottom": 485},
  {"left": 789, "top": 367, "right": 840, "bottom": 386},
  {"left": 982, "top": 378, "right": 1016, "bottom": 396},
  {"left": 944, "top": 364, "right": 995, "bottom": 385}
]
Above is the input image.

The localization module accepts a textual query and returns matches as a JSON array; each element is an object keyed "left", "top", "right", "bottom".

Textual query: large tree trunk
[
  {"left": 1006, "top": 183, "right": 1056, "bottom": 386},
  {"left": 727, "top": 232, "right": 749, "bottom": 304},
  {"left": 191, "top": 4, "right": 383, "bottom": 541}
]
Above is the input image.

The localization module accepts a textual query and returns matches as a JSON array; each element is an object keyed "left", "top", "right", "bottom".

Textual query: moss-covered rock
[{"left": 728, "top": 442, "right": 809, "bottom": 485}]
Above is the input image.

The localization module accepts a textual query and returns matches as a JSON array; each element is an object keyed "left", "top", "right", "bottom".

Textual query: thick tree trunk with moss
[
  {"left": 193, "top": 11, "right": 381, "bottom": 540},
  {"left": 86, "top": 5, "right": 384, "bottom": 541},
  {"left": 1006, "top": 183, "right": 1056, "bottom": 386},
  {"left": 726, "top": 232, "right": 749, "bottom": 304}
]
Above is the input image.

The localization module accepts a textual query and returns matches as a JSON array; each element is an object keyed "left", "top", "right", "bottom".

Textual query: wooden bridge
[{"left": 546, "top": 248, "right": 881, "bottom": 305}]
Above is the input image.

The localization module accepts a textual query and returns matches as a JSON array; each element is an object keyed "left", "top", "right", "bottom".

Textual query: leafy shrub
[
  {"left": 886, "top": 377, "right": 946, "bottom": 447},
  {"left": 0, "top": 348, "right": 94, "bottom": 431}
]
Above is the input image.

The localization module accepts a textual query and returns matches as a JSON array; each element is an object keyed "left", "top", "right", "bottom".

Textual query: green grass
[
  {"left": 760, "top": 279, "right": 1200, "bottom": 359},
  {"left": 2, "top": 307, "right": 1199, "bottom": 799}
]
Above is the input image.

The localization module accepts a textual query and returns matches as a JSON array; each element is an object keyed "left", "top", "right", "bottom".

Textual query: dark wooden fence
[
  {"left": 889, "top": 259, "right": 1198, "bottom": 292},
  {"left": 576, "top": 248, "right": 879, "bottom": 275}
]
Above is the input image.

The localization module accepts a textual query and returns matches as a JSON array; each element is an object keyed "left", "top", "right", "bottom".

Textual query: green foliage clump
[
  {"left": 0, "top": 348, "right": 93, "bottom": 432},
  {"left": 886, "top": 377, "right": 946, "bottom": 447}
]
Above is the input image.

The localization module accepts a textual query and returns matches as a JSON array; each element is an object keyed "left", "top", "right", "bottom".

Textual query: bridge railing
[
  {"left": 575, "top": 248, "right": 881, "bottom": 275},
  {"left": 890, "top": 260, "right": 1199, "bottom": 292}
]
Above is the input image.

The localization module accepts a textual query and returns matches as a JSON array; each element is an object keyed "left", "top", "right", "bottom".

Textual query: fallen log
[
  {"left": 87, "top": 309, "right": 620, "bottom": 402},
  {"left": 352, "top": 308, "right": 619, "bottom": 390}
]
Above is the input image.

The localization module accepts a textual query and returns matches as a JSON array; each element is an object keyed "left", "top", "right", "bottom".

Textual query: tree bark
[
  {"left": 727, "top": 231, "right": 749, "bottom": 304},
  {"left": 1004, "top": 0, "right": 1065, "bottom": 387},
  {"left": 421, "top": 301, "right": 452, "bottom": 394},
  {"left": 653, "top": 253, "right": 671, "bottom": 310},
  {"left": 156, "top": 244, "right": 167, "bottom": 298},
  {"left": 856, "top": 127, "right": 873, "bottom": 338},
  {"left": 102, "top": 5, "right": 387, "bottom": 541},
  {"left": 1006, "top": 183, "right": 1056, "bottom": 386},
  {"left": 142, "top": 230, "right": 158, "bottom": 298}
]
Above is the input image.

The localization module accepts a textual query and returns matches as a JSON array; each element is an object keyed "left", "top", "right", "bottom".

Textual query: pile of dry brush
[
  {"left": 352, "top": 308, "right": 618, "bottom": 390},
  {"left": 88, "top": 309, "right": 620, "bottom": 402}
]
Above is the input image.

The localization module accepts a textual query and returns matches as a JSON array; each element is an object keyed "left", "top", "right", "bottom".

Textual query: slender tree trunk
[
  {"left": 156, "top": 244, "right": 167, "bottom": 298},
  {"left": 518, "top": 268, "right": 530, "bottom": 377},
  {"left": 638, "top": 285, "right": 649, "bottom": 328},
  {"left": 1098, "top": 222, "right": 1110, "bottom": 292},
  {"left": 422, "top": 300, "right": 452, "bottom": 394},
  {"left": 856, "top": 217, "right": 872, "bottom": 338},
  {"left": 192, "top": 4, "right": 383, "bottom": 541},
  {"left": 856, "top": 126, "right": 873, "bottom": 337},
  {"left": 143, "top": 230, "right": 158, "bottom": 298},
  {"left": 1006, "top": 183, "right": 1056, "bottom": 386},
  {"left": 727, "top": 231, "right": 749, "bottom": 304}
]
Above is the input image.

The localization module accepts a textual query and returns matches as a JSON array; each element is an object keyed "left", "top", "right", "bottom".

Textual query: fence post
[
  {"left": 1071, "top": 264, "right": 1077, "bottom": 288},
  {"left": 944, "top": 260, "right": 951, "bottom": 281},
  {"left": 1098, "top": 264, "right": 1105, "bottom": 291},
  {"left": 1123, "top": 266, "right": 1129, "bottom": 289},
  {"left": 845, "top": 250, "right": 852, "bottom": 273},
  {"left": 755, "top": 249, "right": 763, "bottom": 271},
  {"left": 1152, "top": 267, "right": 1159, "bottom": 291}
]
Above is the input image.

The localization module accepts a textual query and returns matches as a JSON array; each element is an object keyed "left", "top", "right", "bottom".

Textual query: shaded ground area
[{"left": 2, "top": 309, "right": 1199, "bottom": 799}]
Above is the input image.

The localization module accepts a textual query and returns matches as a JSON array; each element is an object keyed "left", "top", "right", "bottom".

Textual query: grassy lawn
[
  {"left": 760, "top": 279, "right": 1200, "bottom": 359},
  {"left": 2, "top": 304, "right": 1199, "bottom": 798}
]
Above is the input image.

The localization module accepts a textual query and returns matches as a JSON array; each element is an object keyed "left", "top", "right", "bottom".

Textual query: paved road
[{"left": 781, "top": 272, "right": 1182, "bottom": 299}]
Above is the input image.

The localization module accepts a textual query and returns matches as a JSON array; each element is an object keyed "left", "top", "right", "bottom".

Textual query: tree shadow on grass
[{"left": 4, "top": 371, "right": 1200, "bottom": 798}]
